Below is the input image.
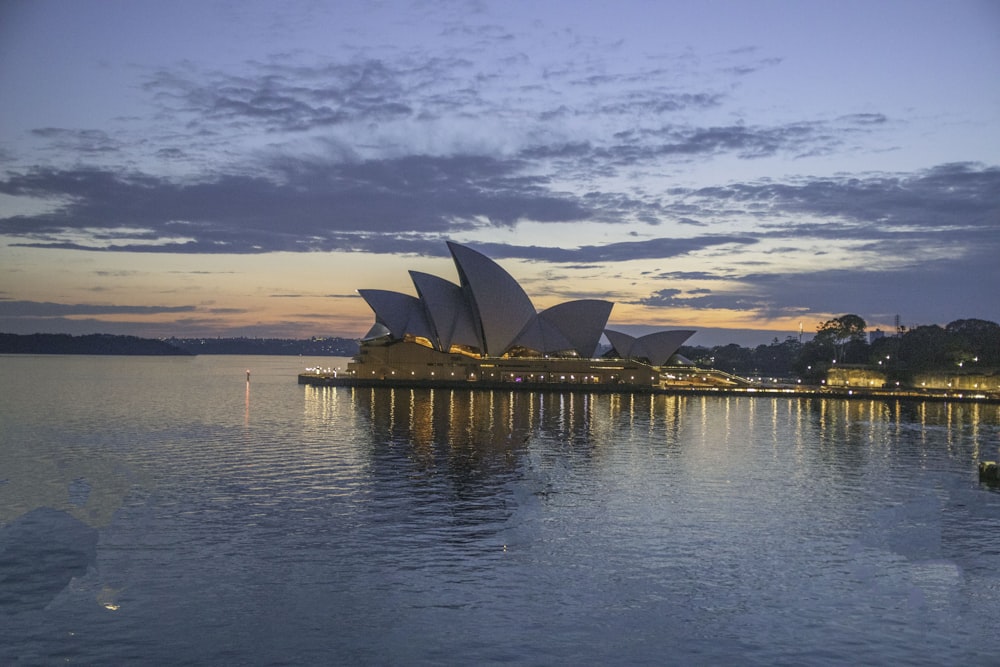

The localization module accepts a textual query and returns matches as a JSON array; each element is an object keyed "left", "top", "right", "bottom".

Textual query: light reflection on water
[{"left": 1, "top": 355, "right": 999, "bottom": 665}]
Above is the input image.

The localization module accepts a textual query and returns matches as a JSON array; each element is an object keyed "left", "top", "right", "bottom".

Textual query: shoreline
[{"left": 298, "top": 373, "right": 1000, "bottom": 404}]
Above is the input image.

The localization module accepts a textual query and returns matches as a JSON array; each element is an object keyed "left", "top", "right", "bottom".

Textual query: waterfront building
[{"left": 340, "top": 241, "right": 742, "bottom": 389}]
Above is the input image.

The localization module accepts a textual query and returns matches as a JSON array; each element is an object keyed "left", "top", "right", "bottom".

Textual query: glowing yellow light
[{"left": 98, "top": 586, "right": 122, "bottom": 611}]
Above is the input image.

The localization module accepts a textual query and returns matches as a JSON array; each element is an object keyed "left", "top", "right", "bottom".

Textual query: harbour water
[{"left": 2, "top": 354, "right": 999, "bottom": 665}]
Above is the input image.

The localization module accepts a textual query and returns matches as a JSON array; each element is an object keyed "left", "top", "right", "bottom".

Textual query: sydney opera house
[{"left": 321, "top": 241, "right": 726, "bottom": 390}]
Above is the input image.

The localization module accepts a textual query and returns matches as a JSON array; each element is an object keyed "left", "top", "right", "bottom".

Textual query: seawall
[{"left": 298, "top": 373, "right": 1000, "bottom": 404}]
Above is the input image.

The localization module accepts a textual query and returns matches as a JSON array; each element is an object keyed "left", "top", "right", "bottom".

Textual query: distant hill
[
  {"left": 168, "top": 337, "right": 359, "bottom": 356},
  {"left": 0, "top": 333, "right": 192, "bottom": 355},
  {"left": 0, "top": 333, "right": 360, "bottom": 356}
]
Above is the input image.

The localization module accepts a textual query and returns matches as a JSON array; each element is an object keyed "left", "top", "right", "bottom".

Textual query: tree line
[
  {"left": 679, "top": 316, "right": 1000, "bottom": 383},
  {"left": 0, "top": 333, "right": 192, "bottom": 355}
]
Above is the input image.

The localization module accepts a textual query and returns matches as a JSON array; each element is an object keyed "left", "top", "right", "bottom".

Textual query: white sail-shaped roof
[
  {"left": 358, "top": 289, "right": 435, "bottom": 342},
  {"left": 409, "top": 271, "right": 481, "bottom": 352},
  {"left": 354, "top": 242, "right": 697, "bottom": 362},
  {"left": 538, "top": 300, "right": 613, "bottom": 358},
  {"left": 447, "top": 241, "right": 536, "bottom": 356},
  {"left": 604, "top": 329, "right": 637, "bottom": 359},
  {"left": 605, "top": 328, "right": 695, "bottom": 366},
  {"left": 511, "top": 316, "right": 574, "bottom": 355},
  {"left": 362, "top": 321, "right": 392, "bottom": 341},
  {"left": 632, "top": 330, "right": 695, "bottom": 366}
]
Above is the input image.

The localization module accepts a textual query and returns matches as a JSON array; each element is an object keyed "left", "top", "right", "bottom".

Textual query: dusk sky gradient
[{"left": 2, "top": 0, "right": 998, "bottom": 346}]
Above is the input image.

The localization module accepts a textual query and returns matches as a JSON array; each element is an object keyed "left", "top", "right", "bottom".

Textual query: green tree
[
  {"left": 945, "top": 318, "right": 1000, "bottom": 366},
  {"left": 793, "top": 337, "right": 834, "bottom": 381},
  {"left": 897, "top": 325, "right": 956, "bottom": 371},
  {"left": 752, "top": 336, "right": 803, "bottom": 376},
  {"left": 711, "top": 343, "right": 755, "bottom": 375},
  {"left": 812, "top": 314, "right": 868, "bottom": 363}
]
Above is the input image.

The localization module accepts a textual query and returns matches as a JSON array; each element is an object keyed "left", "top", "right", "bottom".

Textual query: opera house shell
[{"left": 340, "top": 241, "right": 699, "bottom": 388}]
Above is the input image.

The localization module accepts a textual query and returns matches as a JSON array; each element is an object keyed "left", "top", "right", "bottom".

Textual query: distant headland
[
  {"left": 0, "top": 333, "right": 191, "bottom": 356},
  {"left": 0, "top": 333, "right": 359, "bottom": 356}
]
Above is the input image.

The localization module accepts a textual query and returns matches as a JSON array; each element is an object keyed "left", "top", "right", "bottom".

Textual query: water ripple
[{"left": 2, "top": 357, "right": 999, "bottom": 665}]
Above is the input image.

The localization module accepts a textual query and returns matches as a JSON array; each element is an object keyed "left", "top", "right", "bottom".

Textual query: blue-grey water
[{"left": 1, "top": 354, "right": 999, "bottom": 665}]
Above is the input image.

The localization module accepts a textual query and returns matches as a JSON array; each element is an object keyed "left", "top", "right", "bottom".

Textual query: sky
[{"left": 1, "top": 0, "right": 998, "bottom": 347}]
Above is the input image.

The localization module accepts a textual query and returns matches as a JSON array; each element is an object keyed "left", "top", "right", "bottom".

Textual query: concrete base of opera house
[
  {"left": 298, "top": 342, "right": 1000, "bottom": 404},
  {"left": 316, "top": 339, "right": 752, "bottom": 389}
]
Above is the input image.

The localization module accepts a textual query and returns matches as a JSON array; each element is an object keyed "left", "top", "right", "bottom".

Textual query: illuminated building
[{"left": 341, "top": 241, "right": 704, "bottom": 388}]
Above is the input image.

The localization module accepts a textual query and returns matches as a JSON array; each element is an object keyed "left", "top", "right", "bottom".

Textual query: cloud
[
  {"left": 166, "top": 270, "right": 238, "bottom": 275},
  {"left": 655, "top": 270, "right": 733, "bottom": 280},
  {"left": 625, "top": 162, "right": 1000, "bottom": 323},
  {"left": 0, "top": 156, "right": 593, "bottom": 252},
  {"left": 733, "top": 246, "right": 1000, "bottom": 323},
  {"left": 606, "top": 122, "right": 840, "bottom": 162},
  {"left": 0, "top": 300, "right": 196, "bottom": 317},
  {"left": 93, "top": 270, "right": 141, "bottom": 277},
  {"left": 690, "top": 162, "right": 1000, "bottom": 233},
  {"left": 2, "top": 49, "right": 919, "bottom": 259},
  {"left": 466, "top": 235, "right": 758, "bottom": 263},
  {"left": 2, "top": 160, "right": 997, "bottom": 297},
  {"left": 156, "top": 148, "right": 187, "bottom": 160},
  {"left": 635, "top": 288, "right": 778, "bottom": 313},
  {"left": 675, "top": 217, "right": 707, "bottom": 227},
  {"left": 130, "top": 53, "right": 837, "bottom": 175},
  {"left": 632, "top": 236, "right": 999, "bottom": 325},
  {"left": 30, "top": 128, "right": 123, "bottom": 155},
  {"left": 838, "top": 113, "right": 888, "bottom": 126},
  {"left": 141, "top": 56, "right": 471, "bottom": 134},
  {"left": 2, "top": 2, "right": 995, "bottom": 343}
]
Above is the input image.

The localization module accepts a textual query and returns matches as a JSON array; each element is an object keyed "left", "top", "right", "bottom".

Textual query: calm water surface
[{"left": 2, "top": 355, "right": 999, "bottom": 665}]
